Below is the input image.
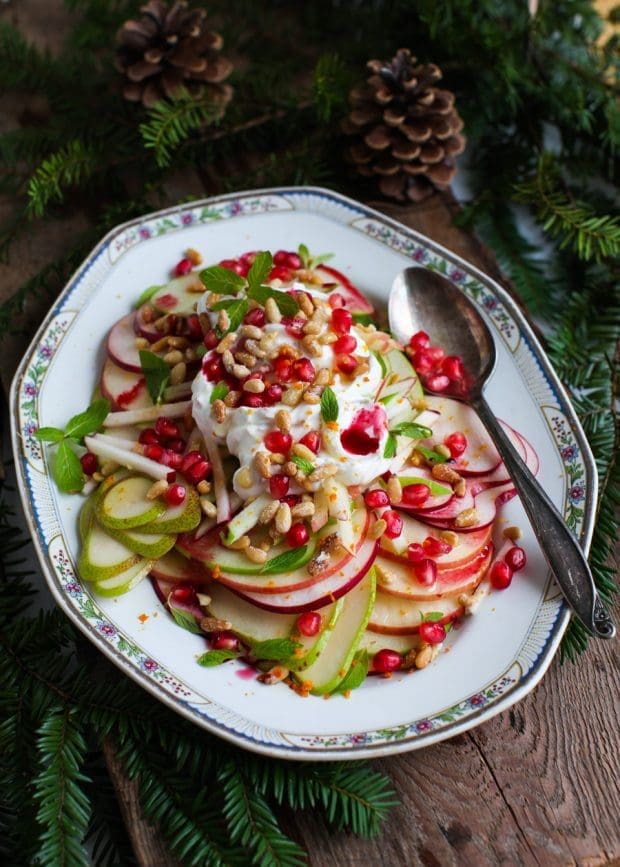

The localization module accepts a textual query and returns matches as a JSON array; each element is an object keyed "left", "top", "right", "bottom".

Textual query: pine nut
[
  {"left": 200, "top": 497, "right": 217, "bottom": 518},
  {"left": 255, "top": 452, "right": 271, "bottom": 479},
  {"left": 369, "top": 518, "right": 387, "bottom": 539},
  {"left": 265, "top": 298, "right": 282, "bottom": 323},
  {"left": 245, "top": 546, "right": 268, "bottom": 564},
  {"left": 235, "top": 351, "right": 256, "bottom": 368},
  {"left": 314, "top": 368, "right": 330, "bottom": 386},
  {"left": 259, "top": 500, "right": 279, "bottom": 524},
  {"left": 170, "top": 361, "right": 187, "bottom": 385},
  {"left": 227, "top": 535, "right": 250, "bottom": 550},
  {"left": 186, "top": 247, "right": 202, "bottom": 265},
  {"left": 164, "top": 349, "right": 184, "bottom": 366},
  {"left": 217, "top": 309, "right": 230, "bottom": 332},
  {"left": 302, "top": 320, "right": 322, "bottom": 335},
  {"left": 245, "top": 338, "right": 266, "bottom": 358},
  {"left": 308, "top": 464, "right": 338, "bottom": 483},
  {"left": 134, "top": 337, "right": 150, "bottom": 349},
  {"left": 224, "top": 390, "right": 241, "bottom": 407},
  {"left": 415, "top": 645, "right": 433, "bottom": 669},
  {"left": 147, "top": 479, "right": 169, "bottom": 499},
  {"left": 201, "top": 617, "right": 231, "bottom": 633},
  {"left": 435, "top": 443, "right": 451, "bottom": 458},
  {"left": 387, "top": 475, "right": 403, "bottom": 504},
  {"left": 282, "top": 386, "right": 303, "bottom": 407},
  {"left": 302, "top": 389, "right": 321, "bottom": 404},
  {"left": 283, "top": 461, "right": 299, "bottom": 478},
  {"left": 408, "top": 450, "right": 424, "bottom": 467},
  {"left": 291, "top": 501, "right": 315, "bottom": 519},
  {"left": 206, "top": 292, "right": 221, "bottom": 306},
  {"left": 269, "top": 453, "right": 286, "bottom": 464},
  {"left": 185, "top": 347, "right": 198, "bottom": 362},
  {"left": 232, "top": 363, "right": 251, "bottom": 379},
  {"left": 432, "top": 464, "right": 462, "bottom": 484},
  {"left": 503, "top": 525, "right": 522, "bottom": 541},
  {"left": 197, "top": 480, "right": 211, "bottom": 494},
  {"left": 454, "top": 478, "right": 467, "bottom": 497},
  {"left": 243, "top": 378, "right": 265, "bottom": 393},
  {"left": 151, "top": 336, "right": 170, "bottom": 352},
  {"left": 216, "top": 333, "right": 236, "bottom": 354},
  {"left": 275, "top": 502, "right": 292, "bottom": 533},
  {"left": 454, "top": 508, "right": 479, "bottom": 528},
  {"left": 275, "top": 409, "right": 291, "bottom": 432},
  {"left": 439, "top": 530, "right": 459, "bottom": 547},
  {"left": 241, "top": 324, "right": 263, "bottom": 339},
  {"left": 167, "top": 336, "right": 189, "bottom": 349},
  {"left": 297, "top": 292, "right": 314, "bottom": 316},
  {"left": 222, "top": 349, "right": 235, "bottom": 372},
  {"left": 213, "top": 399, "right": 227, "bottom": 423},
  {"left": 236, "top": 466, "right": 253, "bottom": 489}
]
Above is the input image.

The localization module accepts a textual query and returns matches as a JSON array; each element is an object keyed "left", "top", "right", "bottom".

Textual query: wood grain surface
[{"left": 1, "top": 3, "right": 618, "bottom": 865}]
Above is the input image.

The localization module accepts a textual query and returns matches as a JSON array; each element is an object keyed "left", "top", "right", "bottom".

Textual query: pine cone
[
  {"left": 343, "top": 49, "right": 465, "bottom": 202},
  {"left": 116, "top": 0, "right": 233, "bottom": 110}
]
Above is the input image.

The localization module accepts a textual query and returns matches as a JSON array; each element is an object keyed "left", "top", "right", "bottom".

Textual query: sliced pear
[
  {"left": 79, "top": 520, "right": 141, "bottom": 581},
  {"left": 296, "top": 568, "right": 376, "bottom": 695},
  {"left": 222, "top": 494, "right": 272, "bottom": 545},
  {"left": 289, "top": 599, "right": 343, "bottom": 672},
  {"left": 92, "top": 557, "right": 154, "bottom": 597},
  {"left": 137, "top": 485, "right": 200, "bottom": 534},
  {"left": 97, "top": 475, "right": 165, "bottom": 530},
  {"left": 106, "top": 526, "right": 176, "bottom": 558},
  {"left": 206, "top": 583, "right": 298, "bottom": 642}
]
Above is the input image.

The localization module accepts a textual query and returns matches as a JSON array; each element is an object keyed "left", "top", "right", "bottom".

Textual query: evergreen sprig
[
  {"left": 140, "top": 90, "right": 224, "bottom": 168},
  {"left": 27, "top": 139, "right": 101, "bottom": 218}
]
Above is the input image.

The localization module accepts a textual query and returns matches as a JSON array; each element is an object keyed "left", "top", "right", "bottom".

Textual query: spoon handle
[{"left": 472, "top": 395, "right": 615, "bottom": 640}]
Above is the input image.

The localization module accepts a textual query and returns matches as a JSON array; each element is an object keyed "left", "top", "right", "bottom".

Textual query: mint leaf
[
  {"left": 423, "top": 611, "right": 446, "bottom": 622},
  {"left": 260, "top": 545, "right": 309, "bottom": 575},
  {"left": 250, "top": 638, "right": 301, "bottom": 661},
  {"left": 246, "top": 284, "right": 299, "bottom": 316},
  {"left": 298, "top": 243, "right": 310, "bottom": 268},
  {"left": 54, "top": 440, "right": 84, "bottom": 493},
  {"left": 290, "top": 454, "right": 314, "bottom": 475},
  {"left": 391, "top": 421, "right": 433, "bottom": 440},
  {"left": 198, "top": 649, "right": 241, "bottom": 666},
  {"left": 352, "top": 313, "right": 374, "bottom": 326},
  {"left": 211, "top": 297, "right": 249, "bottom": 336},
  {"left": 210, "top": 382, "right": 229, "bottom": 404},
  {"left": 246, "top": 251, "right": 272, "bottom": 289},
  {"left": 65, "top": 398, "right": 110, "bottom": 439},
  {"left": 415, "top": 445, "right": 448, "bottom": 465},
  {"left": 139, "top": 350, "right": 170, "bottom": 405},
  {"left": 169, "top": 606, "right": 202, "bottom": 635},
  {"left": 320, "top": 386, "right": 338, "bottom": 423},
  {"left": 199, "top": 265, "right": 246, "bottom": 295},
  {"left": 372, "top": 351, "right": 388, "bottom": 376},
  {"left": 335, "top": 649, "right": 369, "bottom": 694},
  {"left": 36, "top": 426, "right": 65, "bottom": 443},
  {"left": 379, "top": 393, "right": 397, "bottom": 405},
  {"left": 134, "top": 284, "right": 162, "bottom": 308},
  {"left": 398, "top": 476, "right": 451, "bottom": 497},
  {"left": 383, "top": 432, "right": 397, "bottom": 459}
]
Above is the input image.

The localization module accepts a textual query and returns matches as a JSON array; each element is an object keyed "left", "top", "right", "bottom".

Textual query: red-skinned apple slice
[
  {"left": 150, "top": 550, "right": 209, "bottom": 585},
  {"left": 151, "top": 575, "right": 174, "bottom": 604},
  {"left": 134, "top": 305, "right": 161, "bottom": 342},
  {"left": 422, "top": 396, "right": 502, "bottom": 475},
  {"left": 380, "top": 517, "right": 492, "bottom": 572},
  {"left": 375, "top": 543, "right": 493, "bottom": 601},
  {"left": 107, "top": 313, "right": 143, "bottom": 373},
  {"left": 230, "top": 536, "right": 378, "bottom": 613},
  {"left": 424, "top": 481, "right": 517, "bottom": 531},
  {"left": 514, "top": 427, "right": 539, "bottom": 475},
  {"left": 312, "top": 265, "right": 374, "bottom": 314},
  {"left": 368, "top": 590, "right": 464, "bottom": 635},
  {"left": 100, "top": 357, "right": 151, "bottom": 410}
]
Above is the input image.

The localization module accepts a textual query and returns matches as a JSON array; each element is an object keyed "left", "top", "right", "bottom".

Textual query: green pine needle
[
  {"left": 140, "top": 90, "right": 224, "bottom": 168},
  {"left": 27, "top": 140, "right": 100, "bottom": 218}
]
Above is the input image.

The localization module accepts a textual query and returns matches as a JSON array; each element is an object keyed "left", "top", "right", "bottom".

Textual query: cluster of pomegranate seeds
[
  {"left": 80, "top": 452, "right": 98, "bottom": 476},
  {"left": 296, "top": 611, "right": 322, "bottom": 637},
  {"left": 372, "top": 648, "right": 402, "bottom": 674},
  {"left": 406, "top": 331, "right": 470, "bottom": 396},
  {"left": 419, "top": 621, "right": 446, "bottom": 645},
  {"left": 491, "top": 545, "right": 527, "bottom": 590}
]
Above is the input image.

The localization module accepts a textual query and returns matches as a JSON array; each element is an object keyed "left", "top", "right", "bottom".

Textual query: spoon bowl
[{"left": 389, "top": 266, "right": 615, "bottom": 640}]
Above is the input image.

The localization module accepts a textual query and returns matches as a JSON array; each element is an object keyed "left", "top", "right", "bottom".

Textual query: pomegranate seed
[
  {"left": 336, "top": 353, "right": 357, "bottom": 375},
  {"left": 505, "top": 546, "right": 526, "bottom": 572},
  {"left": 286, "top": 252, "right": 302, "bottom": 270},
  {"left": 424, "top": 374, "right": 451, "bottom": 392},
  {"left": 284, "top": 317, "right": 305, "bottom": 338},
  {"left": 296, "top": 611, "right": 322, "bottom": 637},
  {"left": 240, "top": 251, "right": 257, "bottom": 266},
  {"left": 299, "top": 430, "right": 320, "bottom": 453},
  {"left": 243, "top": 392, "right": 264, "bottom": 408},
  {"left": 80, "top": 452, "right": 98, "bottom": 475},
  {"left": 219, "top": 258, "right": 239, "bottom": 271},
  {"left": 269, "top": 474, "right": 290, "bottom": 499},
  {"left": 293, "top": 357, "right": 315, "bottom": 382},
  {"left": 203, "top": 355, "right": 224, "bottom": 381},
  {"left": 407, "top": 543, "right": 425, "bottom": 563},
  {"left": 269, "top": 265, "right": 293, "bottom": 282},
  {"left": 264, "top": 430, "right": 292, "bottom": 453},
  {"left": 282, "top": 494, "right": 300, "bottom": 507},
  {"left": 180, "top": 451, "right": 202, "bottom": 473},
  {"left": 165, "top": 484, "right": 186, "bottom": 506},
  {"left": 372, "top": 648, "right": 402, "bottom": 673},
  {"left": 203, "top": 329, "right": 219, "bottom": 350},
  {"left": 167, "top": 437, "right": 186, "bottom": 454},
  {"left": 139, "top": 428, "right": 159, "bottom": 445},
  {"left": 287, "top": 523, "right": 310, "bottom": 548},
  {"left": 244, "top": 308, "right": 266, "bottom": 327},
  {"left": 444, "top": 432, "right": 467, "bottom": 457},
  {"left": 441, "top": 355, "right": 465, "bottom": 381},
  {"left": 172, "top": 585, "right": 196, "bottom": 603},
  {"left": 328, "top": 292, "right": 345, "bottom": 309},
  {"left": 155, "top": 417, "right": 181, "bottom": 440},
  {"left": 331, "top": 307, "right": 352, "bottom": 334},
  {"left": 273, "top": 250, "right": 289, "bottom": 265},
  {"left": 185, "top": 460, "right": 211, "bottom": 485},
  {"left": 333, "top": 334, "right": 357, "bottom": 354},
  {"left": 263, "top": 384, "right": 283, "bottom": 405},
  {"left": 412, "top": 350, "right": 434, "bottom": 372},
  {"left": 383, "top": 510, "right": 403, "bottom": 539},
  {"left": 211, "top": 631, "right": 240, "bottom": 651},
  {"left": 273, "top": 356, "right": 293, "bottom": 382},
  {"left": 419, "top": 621, "right": 446, "bottom": 644},
  {"left": 160, "top": 449, "right": 182, "bottom": 469},
  {"left": 490, "top": 560, "right": 513, "bottom": 589},
  {"left": 174, "top": 257, "right": 192, "bottom": 277},
  {"left": 423, "top": 536, "right": 452, "bottom": 557},
  {"left": 409, "top": 330, "right": 430, "bottom": 351},
  {"left": 144, "top": 443, "right": 164, "bottom": 461},
  {"left": 186, "top": 314, "right": 203, "bottom": 341},
  {"left": 364, "top": 488, "right": 390, "bottom": 509},
  {"left": 427, "top": 346, "right": 445, "bottom": 363},
  {"left": 401, "top": 483, "right": 430, "bottom": 507},
  {"left": 413, "top": 558, "right": 437, "bottom": 586}
]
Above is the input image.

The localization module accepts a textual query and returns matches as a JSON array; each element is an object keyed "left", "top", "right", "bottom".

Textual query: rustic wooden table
[{"left": 1, "top": 3, "right": 618, "bottom": 865}]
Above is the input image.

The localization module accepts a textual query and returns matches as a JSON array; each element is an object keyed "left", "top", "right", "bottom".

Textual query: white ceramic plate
[{"left": 10, "top": 187, "right": 596, "bottom": 760}]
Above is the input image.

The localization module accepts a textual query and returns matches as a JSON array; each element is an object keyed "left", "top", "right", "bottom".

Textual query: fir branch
[
  {"left": 140, "top": 90, "right": 224, "bottom": 168},
  {"left": 26, "top": 139, "right": 101, "bottom": 218}
]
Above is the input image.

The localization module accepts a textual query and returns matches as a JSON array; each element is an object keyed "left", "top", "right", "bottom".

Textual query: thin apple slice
[
  {"left": 206, "top": 583, "right": 298, "bottom": 642},
  {"left": 368, "top": 589, "right": 464, "bottom": 635},
  {"left": 97, "top": 474, "right": 166, "bottom": 530},
  {"left": 375, "top": 544, "right": 493, "bottom": 601},
  {"left": 152, "top": 273, "right": 204, "bottom": 316},
  {"left": 134, "top": 304, "right": 160, "bottom": 342},
  {"left": 92, "top": 558, "right": 153, "bottom": 597},
  {"left": 107, "top": 313, "right": 143, "bottom": 373},
  {"left": 310, "top": 264, "right": 374, "bottom": 314},
  {"left": 293, "top": 568, "right": 376, "bottom": 695},
  {"left": 380, "top": 517, "right": 492, "bottom": 572},
  {"left": 150, "top": 550, "right": 209, "bottom": 584},
  {"left": 232, "top": 535, "right": 378, "bottom": 612},
  {"left": 424, "top": 482, "right": 516, "bottom": 532},
  {"left": 422, "top": 396, "right": 502, "bottom": 476},
  {"left": 79, "top": 521, "right": 142, "bottom": 581},
  {"left": 514, "top": 427, "right": 539, "bottom": 475},
  {"left": 100, "top": 358, "right": 150, "bottom": 411},
  {"left": 137, "top": 486, "right": 201, "bottom": 534}
]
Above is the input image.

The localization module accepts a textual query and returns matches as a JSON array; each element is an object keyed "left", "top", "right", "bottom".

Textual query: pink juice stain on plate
[{"left": 236, "top": 666, "right": 256, "bottom": 680}]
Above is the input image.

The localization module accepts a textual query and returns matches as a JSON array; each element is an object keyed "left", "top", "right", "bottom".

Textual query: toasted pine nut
[
  {"left": 186, "top": 247, "right": 202, "bottom": 265},
  {"left": 227, "top": 535, "right": 250, "bottom": 550},
  {"left": 216, "top": 333, "right": 235, "bottom": 354},
  {"left": 201, "top": 617, "right": 231, "bottom": 633},
  {"left": 235, "top": 351, "right": 256, "bottom": 368},
  {"left": 217, "top": 309, "right": 230, "bottom": 332},
  {"left": 314, "top": 368, "right": 330, "bottom": 386},
  {"left": 297, "top": 292, "right": 314, "bottom": 316},
  {"left": 454, "top": 508, "right": 479, "bottom": 528},
  {"left": 302, "top": 388, "right": 321, "bottom": 404},
  {"left": 283, "top": 461, "right": 299, "bottom": 478},
  {"left": 259, "top": 500, "right": 279, "bottom": 524},
  {"left": 164, "top": 349, "right": 184, "bottom": 366},
  {"left": 243, "top": 378, "right": 265, "bottom": 393},
  {"left": 369, "top": 518, "right": 387, "bottom": 539},
  {"left": 167, "top": 336, "right": 189, "bottom": 349},
  {"left": 415, "top": 645, "right": 433, "bottom": 669},
  {"left": 134, "top": 336, "right": 150, "bottom": 349},
  {"left": 432, "top": 464, "right": 462, "bottom": 484},
  {"left": 292, "top": 443, "right": 316, "bottom": 462},
  {"left": 255, "top": 452, "right": 271, "bottom": 479},
  {"left": 291, "top": 501, "right": 315, "bottom": 519},
  {"left": 245, "top": 546, "right": 268, "bottom": 564},
  {"left": 275, "top": 502, "right": 292, "bottom": 534},
  {"left": 241, "top": 324, "right": 263, "bottom": 339},
  {"left": 197, "top": 480, "right": 211, "bottom": 494},
  {"left": 387, "top": 475, "right": 403, "bottom": 504},
  {"left": 232, "top": 364, "right": 251, "bottom": 379},
  {"left": 224, "top": 390, "right": 241, "bottom": 407},
  {"left": 235, "top": 466, "right": 253, "bottom": 489},
  {"left": 170, "top": 361, "right": 187, "bottom": 385},
  {"left": 282, "top": 386, "right": 303, "bottom": 407},
  {"left": 454, "top": 478, "right": 467, "bottom": 497},
  {"left": 275, "top": 409, "right": 291, "bottom": 432},
  {"left": 408, "top": 450, "right": 424, "bottom": 467},
  {"left": 435, "top": 443, "right": 452, "bottom": 458},
  {"left": 222, "top": 349, "right": 235, "bottom": 372},
  {"left": 439, "top": 530, "right": 459, "bottom": 547},
  {"left": 245, "top": 338, "right": 266, "bottom": 358},
  {"left": 265, "top": 297, "right": 282, "bottom": 323},
  {"left": 308, "top": 464, "right": 338, "bottom": 483},
  {"left": 269, "top": 452, "right": 286, "bottom": 464},
  {"left": 147, "top": 480, "right": 169, "bottom": 500},
  {"left": 151, "top": 335, "right": 170, "bottom": 352},
  {"left": 503, "top": 525, "right": 522, "bottom": 541},
  {"left": 200, "top": 497, "right": 217, "bottom": 518},
  {"left": 213, "top": 399, "right": 227, "bottom": 423},
  {"left": 302, "top": 320, "right": 322, "bottom": 335}
]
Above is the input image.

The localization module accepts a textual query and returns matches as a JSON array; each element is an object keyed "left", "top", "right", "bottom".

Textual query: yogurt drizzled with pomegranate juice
[{"left": 191, "top": 283, "right": 391, "bottom": 499}]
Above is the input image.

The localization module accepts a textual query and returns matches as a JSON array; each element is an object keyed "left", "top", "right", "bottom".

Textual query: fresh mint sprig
[
  {"left": 199, "top": 265, "right": 245, "bottom": 295},
  {"left": 290, "top": 454, "right": 314, "bottom": 475},
  {"left": 211, "top": 297, "right": 249, "bottom": 337},
  {"left": 320, "top": 386, "right": 339, "bottom": 423},
  {"left": 35, "top": 398, "right": 110, "bottom": 492},
  {"left": 335, "top": 649, "right": 369, "bottom": 694},
  {"left": 139, "top": 350, "right": 170, "bottom": 404},
  {"left": 210, "top": 382, "right": 229, "bottom": 404},
  {"left": 260, "top": 546, "right": 309, "bottom": 575},
  {"left": 390, "top": 421, "right": 433, "bottom": 440},
  {"left": 198, "top": 649, "right": 241, "bottom": 667}
]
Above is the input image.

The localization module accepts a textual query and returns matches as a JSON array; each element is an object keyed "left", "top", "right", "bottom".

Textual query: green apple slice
[
  {"left": 107, "top": 526, "right": 176, "bottom": 558},
  {"left": 297, "top": 568, "right": 376, "bottom": 695},
  {"left": 137, "top": 486, "right": 200, "bottom": 534},
  {"left": 79, "top": 520, "right": 142, "bottom": 581},
  {"left": 288, "top": 599, "right": 343, "bottom": 672},
  {"left": 206, "top": 583, "right": 297, "bottom": 641},
  {"left": 222, "top": 494, "right": 273, "bottom": 545},
  {"left": 97, "top": 475, "right": 166, "bottom": 530},
  {"left": 92, "top": 557, "right": 153, "bottom": 597}
]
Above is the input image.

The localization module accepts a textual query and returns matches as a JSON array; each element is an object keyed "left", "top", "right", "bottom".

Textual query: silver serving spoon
[{"left": 389, "top": 266, "right": 615, "bottom": 640}]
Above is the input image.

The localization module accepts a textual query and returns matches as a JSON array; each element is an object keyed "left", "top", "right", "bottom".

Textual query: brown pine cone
[
  {"left": 116, "top": 0, "right": 233, "bottom": 110},
  {"left": 343, "top": 48, "right": 465, "bottom": 202}
]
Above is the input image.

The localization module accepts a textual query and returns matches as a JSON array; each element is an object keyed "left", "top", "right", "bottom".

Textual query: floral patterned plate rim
[{"left": 10, "top": 186, "right": 596, "bottom": 760}]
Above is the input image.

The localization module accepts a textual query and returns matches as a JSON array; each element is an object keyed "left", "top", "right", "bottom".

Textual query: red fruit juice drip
[
  {"left": 235, "top": 666, "right": 256, "bottom": 680},
  {"left": 340, "top": 405, "right": 387, "bottom": 456},
  {"left": 154, "top": 293, "right": 177, "bottom": 310}
]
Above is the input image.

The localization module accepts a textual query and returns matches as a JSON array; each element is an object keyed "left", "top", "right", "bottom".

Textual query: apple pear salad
[{"left": 39, "top": 245, "right": 536, "bottom": 698}]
